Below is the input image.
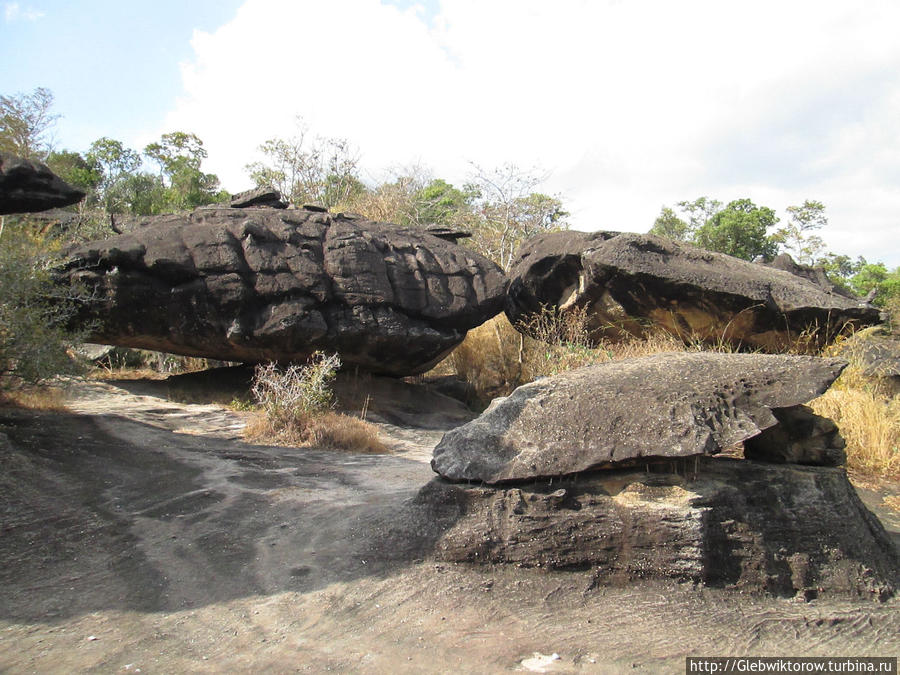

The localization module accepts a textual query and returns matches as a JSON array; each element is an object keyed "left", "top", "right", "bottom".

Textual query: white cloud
[
  {"left": 4, "top": 2, "right": 44, "bottom": 22},
  {"left": 160, "top": 0, "right": 900, "bottom": 266}
]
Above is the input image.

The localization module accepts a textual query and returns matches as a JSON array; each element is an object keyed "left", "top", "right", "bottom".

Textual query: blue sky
[{"left": 3, "top": 0, "right": 899, "bottom": 268}]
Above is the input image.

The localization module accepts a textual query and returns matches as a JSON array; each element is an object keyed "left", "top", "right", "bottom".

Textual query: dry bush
[{"left": 245, "top": 352, "right": 386, "bottom": 453}]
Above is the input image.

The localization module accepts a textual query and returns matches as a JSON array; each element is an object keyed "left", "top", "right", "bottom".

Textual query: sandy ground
[{"left": 0, "top": 375, "right": 898, "bottom": 674}]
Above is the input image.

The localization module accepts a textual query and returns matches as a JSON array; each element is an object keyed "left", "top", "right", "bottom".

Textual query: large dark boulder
[
  {"left": 58, "top": 207, "right": 507, "bottom": 376},
  {"left": 421, "top": 459, "right": 899, "bottom": 599},
  {"left": 506, "top": 231, "right": 880, "bottom": 352},
  {"left": 431, "top": 352, "right": 846, "bottom": 484},
  {"left": 0, "top": 152, "right": 85, "bottom": 214}
]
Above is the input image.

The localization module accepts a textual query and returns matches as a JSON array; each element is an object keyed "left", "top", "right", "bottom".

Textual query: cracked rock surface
[
  {"left": 59, "top": 207, "right": 507, "bottom": 375},
  {"left": 0, "top": 152, "right": 85, "bottom": 214},
  {"left": 506, "top": 230, "right": 881, "bottom": 352},
  {"left": 431, "top": 352, "right": 847, "bottom": 483}
]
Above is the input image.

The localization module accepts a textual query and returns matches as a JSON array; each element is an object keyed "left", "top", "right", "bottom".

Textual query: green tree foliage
[
  {"left": 245, "top": 118, "right": 363, "bottom": 209},
  {"left": 0, "top": 221, "right": 87, "bottom": 387},
  {"left": 653, "top": 196, "right": 779, "bottom": 261},
  {"left": 45, "top": 149, "right": 102, "bottom": 195},
  {"left": 410, "top": 178, "right": 474, "bottom": 227},
  {"left": 773, "top": 199, "right": 827, "bottom": 264},
  {"left": 850, "top": 263, "right": 900, "bottom": 306},
  {"left": 144, "top": 131, "right": 226, "bottom": 211},
  {"left": 694, "top": 198, "right": 779, "bottom": 261},
  {"left": 0, "top": 87, "right": 58, "bottom": 159},
  {"left": 649, "top": 206, "right": 690, "bottom": 241}
]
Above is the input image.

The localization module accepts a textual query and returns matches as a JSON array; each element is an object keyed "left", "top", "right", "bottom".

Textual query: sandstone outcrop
[
  {"left": 420, "top": 459, "right": 898, "bottom": 599},
  {"left": 0, "top": 152, "right": 85, "bottom": 214},
  {"left": 59, "top": 206, "right": 507, "bottom": 375},
  {"left": 424, "top": 351, "right": 898, "bottom": 597},
  {"left": 431, "top": 352, "right": 846, "bottom": 483},
  {"left": 505, "top": 231, "right": 880, "bottom": 351}
]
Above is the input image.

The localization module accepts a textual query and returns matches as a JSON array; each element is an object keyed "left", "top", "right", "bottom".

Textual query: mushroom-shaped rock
[
  {"left": 505, "top": 231, "right": 880, "bottom": 352},
  {"left": 0, "top": 152, "right": 85, "bottom": 214},
  {"left": 58, "top": 207, "right": 508, "bottom": 376},
  {"left": 431, "top": 352, "right": 847, "bottom": 483}
]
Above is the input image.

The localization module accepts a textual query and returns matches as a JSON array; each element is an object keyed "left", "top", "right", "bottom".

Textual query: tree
[
  {"left": 0, "top": 219, "right": 87, "bottom": 387},
  {"left": 0, "top": 87, "right": 58, "bottom": 159},
  {"left": 465, "top": 163, "right": 569, "bottom": 270},
  {"left": 86, "top": 137, "right": 143, "bottom": 213},
  {"left": 245, "top": 118, "right": 362, "bottom": 209},
  {"left": 693, "top": 198, "right": 779, "bottom": 261},
  {"left": 144, "top": 131, "right": 225, "bottom": 211},
  {"left": 774, "top": 199, "right": 827, "bottom": 264},
  {"left": 850, "top": 263, "right": 900, "bottom": 306},
  {"left": 45, "top": 149, "right": 101, "bottom": 196},
  {"left": 649, "top": 206, "right": 690, "bottom": 241}
]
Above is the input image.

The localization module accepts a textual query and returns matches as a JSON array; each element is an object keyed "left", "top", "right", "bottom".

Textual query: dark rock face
[
  {"left": 0, "top": 152, "right": 85, "bottom": 214},
  {"left": 506, "top": 231, "right": 880, "bottom": 352},
  {"left": 744, "top": 405, "right": 846, "bottom": 466},
  {"left": 431, "top": 352, "right": 846, "bottom": 484},
  {"left": 59, "top": 207, "right": 507, "bottom": 375},
  {"left": 422, "top": 459, "right": 898, "bottom": 599},
  {"left": 229, "top": 187, "right": 287, "bottom": 209}
]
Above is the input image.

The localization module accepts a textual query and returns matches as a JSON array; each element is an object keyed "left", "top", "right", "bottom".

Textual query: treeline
[
  {"left": 649, "top": 197, "right": 900, "bottom": 307},
  {"left": 3, "top": 86, "right": 898, "bottom": 305}
]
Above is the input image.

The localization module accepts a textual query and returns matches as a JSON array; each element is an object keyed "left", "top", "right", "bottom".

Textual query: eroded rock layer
[
  {"left": 431, "top": 352, "right": 846, "bottom": 484},
  {"left": 506, "top": 231, "right": 880, "bottom": 352},
  {"left": 59, "top": 207, "right": 507, "bottom": 375},
  {"left": 0, "top": 152, "right": 85, "bottom": 214},
  {"left": 421, "top": 459, "right": 898, "bottom": 599}
]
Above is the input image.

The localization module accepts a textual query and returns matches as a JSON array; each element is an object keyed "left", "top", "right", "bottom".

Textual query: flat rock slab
[
  {"left": 422, "top": 458, "right": 900, "bottom": 599},
  {"left": 59, "top": 207, "right": 507, "bottom": 375},
  {"left": 432, "top": 352, "right": 847, "bottom": 484},
  {"left": 506, "top": 231, "right": 880, "bottom": 352},
  {"left": 0, "top": 152, "right": 85, "bottom": 214}
]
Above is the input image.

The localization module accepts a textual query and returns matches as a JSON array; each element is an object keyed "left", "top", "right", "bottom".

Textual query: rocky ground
[{"left": 1, "top": 374, "right": 898, "bottom": 673}]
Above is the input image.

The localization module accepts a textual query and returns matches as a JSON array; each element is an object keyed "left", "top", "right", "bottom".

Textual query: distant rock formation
[
  {"left": 506, "top": 231, "right": 881, "bottom": 352},
  {"left": 424, "top": 351, "right": 898, "bottom": 598},
  {"left": 0, "top": 152, "right": 85, "bottom": 214},
  {"left": 432, "top": 352, "right": 847, "bottom": 483},
  {"left": 58, "top": 206, "right": 508, "bottom": 376},
  {"left": 834, "top": 326, "right": 900, "bottom": 395}
]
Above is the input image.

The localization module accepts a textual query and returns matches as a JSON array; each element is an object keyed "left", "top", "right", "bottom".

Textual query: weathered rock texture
[
  {"left": 59, "top": 207, "right": 507, "bottom": 375},
  {"left": 835, "top": 326, "right": 900, "bottom": 395},
  {"left": 431, "top": 352, "right": 846, "bottom": 484},
  {"left": 0, "top": 152, "right": 85, "bottom": 214},
  {"left": 420, "top": 459, "right": 898, "bottom": 599},
  {"left": 743, "top": 405, "right": 846, "bottom": 466},
  {"left": 506, "top": 231, "right": 880, "bottom": 352}
]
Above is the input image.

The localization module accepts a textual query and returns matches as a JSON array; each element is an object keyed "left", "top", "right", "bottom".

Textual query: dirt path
[{"left": 1, "top": 377, "right": 898, "bottom": 673}]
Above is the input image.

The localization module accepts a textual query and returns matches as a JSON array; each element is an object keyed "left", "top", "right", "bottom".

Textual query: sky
[{"left": 3, "top": 0, "right": 899, "bottom": 267}]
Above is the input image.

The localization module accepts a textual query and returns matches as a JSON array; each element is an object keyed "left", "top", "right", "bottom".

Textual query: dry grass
[
  {"left": 243, "top": 410, "right": 388, "bottom": 454},
  {"left": 810, "top": 372, "right": 900, "bottom": 478},
  {"left": 0, "top": 385, "right": 68, "bottom": 411},
  {"left": 437, "top": 310, "right": 694, "bottom": 405}
]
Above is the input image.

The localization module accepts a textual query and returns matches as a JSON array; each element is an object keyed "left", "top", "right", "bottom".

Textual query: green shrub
[{"left": 0, "top": 219, "right": 86, "bottom": 388}]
